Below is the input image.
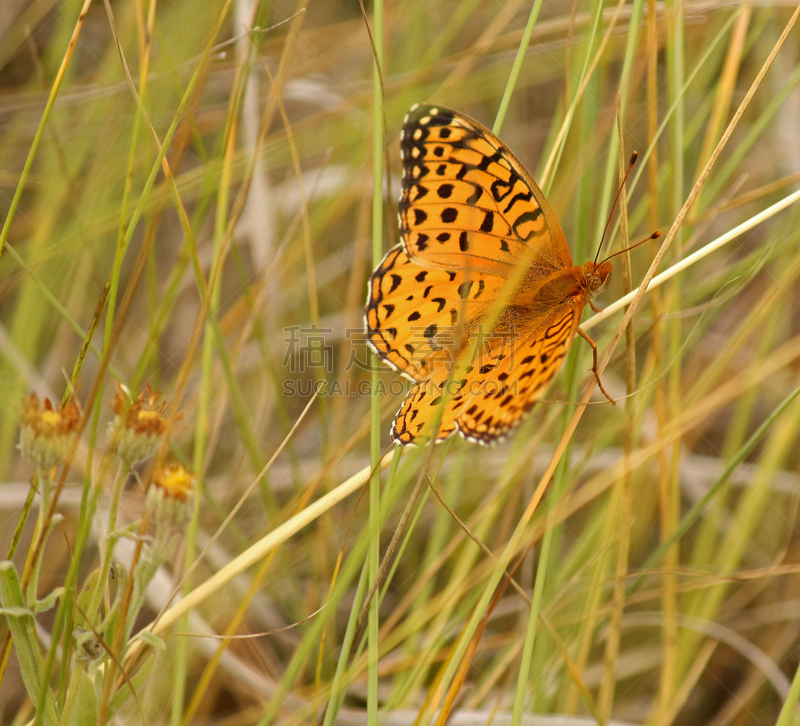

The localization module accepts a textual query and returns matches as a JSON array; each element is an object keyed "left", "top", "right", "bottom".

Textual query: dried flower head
[
  {"left": 108, "top": 383, "right": 178, "bottom": 463},
  {"left": 73, "top": 629, "right": 104, "bottom": 664},
  {"left": 146, "top": 463, "right": 194, "bottom": 532},
  {"left": 19, "top": 393, "right": 81, "bottom": 469}
]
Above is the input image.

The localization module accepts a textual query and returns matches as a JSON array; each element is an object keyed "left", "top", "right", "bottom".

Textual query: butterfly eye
[{"left": 586, "top": 272, "right": 610, "bottom": 296}]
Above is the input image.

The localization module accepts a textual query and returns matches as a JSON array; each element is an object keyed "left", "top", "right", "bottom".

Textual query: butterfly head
[{"left": 581, "top": 260, "right": 613, "bottom": 299}]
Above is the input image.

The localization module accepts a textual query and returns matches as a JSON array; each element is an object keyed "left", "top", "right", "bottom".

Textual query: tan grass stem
[{"left": 584, "top": 185, "right": 800, "bottom": 333}]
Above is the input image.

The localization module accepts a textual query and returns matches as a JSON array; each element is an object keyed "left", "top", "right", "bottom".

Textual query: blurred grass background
[{"left": 2, "top": 0, "right": 800, "bottom": 724}]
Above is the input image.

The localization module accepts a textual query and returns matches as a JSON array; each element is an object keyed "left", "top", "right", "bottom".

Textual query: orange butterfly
[{"left": 365, "top": 104, "right": 612, "bottom": 445}]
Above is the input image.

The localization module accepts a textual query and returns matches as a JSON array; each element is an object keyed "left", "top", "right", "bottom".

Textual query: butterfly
[{"left": 365, "top": 104, "right": 613, "bottom": 445}]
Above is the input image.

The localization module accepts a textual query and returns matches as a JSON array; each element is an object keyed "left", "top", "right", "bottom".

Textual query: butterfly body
[
  {"left": 515, "top": 260, "right": 612, "bottom": 314},
  {"left": 365, "top": 104, "right": 612, "bottom": 445}
]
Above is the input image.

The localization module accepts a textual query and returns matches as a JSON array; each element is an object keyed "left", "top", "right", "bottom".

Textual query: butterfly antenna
[
  {"left": 594, "top": 151, "right": 638, "bottom": 265},
  {"left": 601, "top": 230, "right": 660, "bottom": 263}
]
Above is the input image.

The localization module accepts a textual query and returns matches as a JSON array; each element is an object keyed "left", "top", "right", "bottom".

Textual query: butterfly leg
[
  {"left": 577, "top": 328, "right": 616, "bottom": 405},
  {"left": 589, "top": 300, "right": 604, "bottom": 313}
]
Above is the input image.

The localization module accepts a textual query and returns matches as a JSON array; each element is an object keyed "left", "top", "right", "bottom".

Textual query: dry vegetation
[{"left": 1, "top": 0, "right": 800, "bottom": 724}]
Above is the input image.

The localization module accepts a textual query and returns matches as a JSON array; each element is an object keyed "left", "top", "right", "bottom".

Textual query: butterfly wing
[
  {"left": 455, "top": 307, "right": 580, "bottom": 443},
  {"left": 366, "top": 244, "right": 505, "bottom": 381},
  {"left": 369, "top": 103, "right": 594, "bottom": 445},
  {"left": 391, "top": 304, "right": 582, "bottom": 445},
  {"left": 391, "top": 379, "right": 458, "bottom": 444},
  {"left": 399, "top": 104, "right": 573, "bottom": 279}
]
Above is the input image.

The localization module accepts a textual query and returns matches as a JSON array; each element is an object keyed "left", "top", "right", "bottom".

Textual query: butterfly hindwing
[
  {"left": 390, "top": 306, "right": 579, "bottom": 445},
  {"left": 456, "top": 307, "right": 578, "bottom": 443},
  {"left": 390, "top": 331, "right": 507, "bottom": 445},
  {"left": 399, "top": 104, "right": 573, "bottom": 277}
]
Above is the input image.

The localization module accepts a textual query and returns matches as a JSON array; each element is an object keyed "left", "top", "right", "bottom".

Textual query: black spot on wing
[{"left": 441, "top": 208, "right": 458, "bottom": 224}]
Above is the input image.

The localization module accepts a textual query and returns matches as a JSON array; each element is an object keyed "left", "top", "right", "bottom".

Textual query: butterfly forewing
[
  {"left": 399, "top": 104, "right": 573, "bottom": 277},
  {"left": 366, "top": 244, "right": 504, "bottom": 381}
]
